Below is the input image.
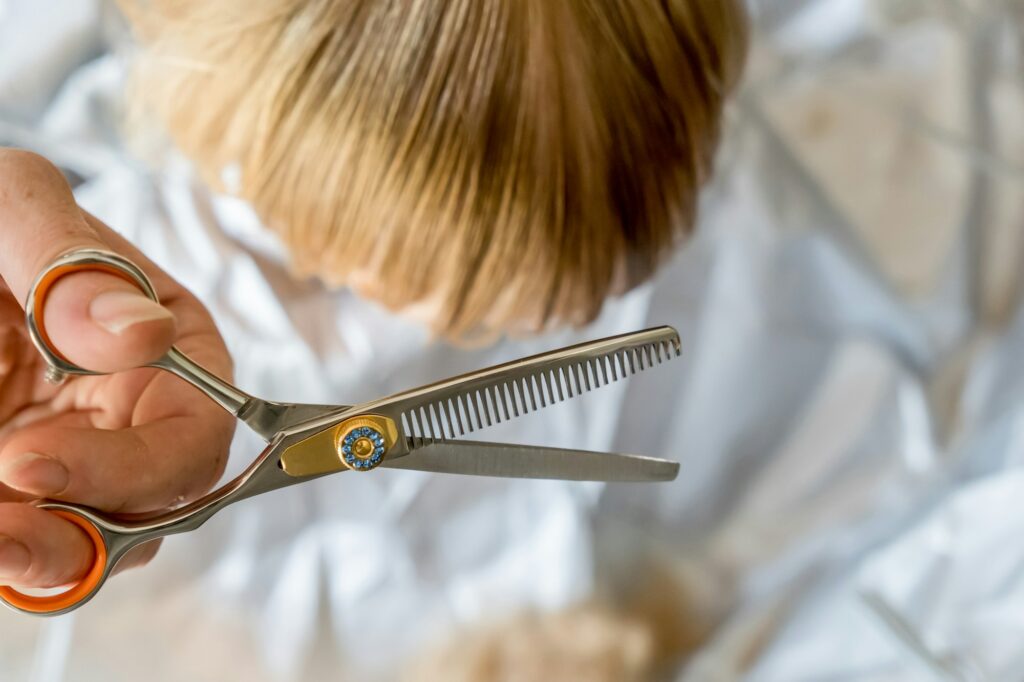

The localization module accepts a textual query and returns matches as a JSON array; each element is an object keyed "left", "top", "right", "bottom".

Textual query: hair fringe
[{"left": 119, "top": 0, "right": 748, "bottom": 340}]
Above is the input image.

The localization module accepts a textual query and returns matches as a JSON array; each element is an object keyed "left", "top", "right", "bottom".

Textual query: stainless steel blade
[
  {"left": 380, "top": 440, "right": 680, "bottom": 482},
  {"left": 364, "top": 326, "right": 682, "bottom": 448}
]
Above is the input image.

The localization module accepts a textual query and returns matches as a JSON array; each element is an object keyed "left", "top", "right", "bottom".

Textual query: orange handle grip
[
  {"left": 0, "top": 510, "right": 108, "bottom": 615},
  {"left": 31, "top": 260, "right": 144, "bottom": 365}
]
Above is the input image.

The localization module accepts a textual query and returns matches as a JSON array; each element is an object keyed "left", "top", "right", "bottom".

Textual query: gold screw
[
  {"left": 352, "top": 438, "right": 374, "bottom": 459},
  {"left": 334, "top": 415, "right": 399, "bottom": 472}
]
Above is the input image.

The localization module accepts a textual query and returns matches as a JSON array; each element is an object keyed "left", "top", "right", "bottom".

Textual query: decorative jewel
[{"left": 338, "top": 423, "right": 388, "bottom": 472}]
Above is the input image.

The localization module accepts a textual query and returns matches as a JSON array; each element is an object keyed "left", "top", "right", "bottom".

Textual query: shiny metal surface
[
  {"left": 381, "top": 441, "right": 680, "bottom": 482},
  {"left": 24, "top": 249, "right": 334, "bottom": 442},
  {"left": 3, "top": 408, "right": 352, "bottom": 617},
  {"left": 6, "top": 247, "right": 684, "bottom": 616},
  {"left": 279, "top": 414, "right": 399, "bottom": 476},
  {"left": 363, "top": 326, "right": 682, "bottom": 447},
  {"left": 25, "top": 249, "right": 159, "bottom": 384}
]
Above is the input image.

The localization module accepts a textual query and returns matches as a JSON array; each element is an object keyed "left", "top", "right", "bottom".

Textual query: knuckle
[{"left": 0, "top": 148, "right": 61, "bottom": 186}]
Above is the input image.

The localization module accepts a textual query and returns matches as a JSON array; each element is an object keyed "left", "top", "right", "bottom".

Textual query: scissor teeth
[
  {"left": 487, "top": 387, "right": 501, "bottom": 424},
  {"left": 507, "top": 382, "right": 520, "bottom": 418},
  {"left": 426, "top": 403, "right": 439, "bottom": 439},
  {"left": 472, "top": 390, "right": 486, "bottom": 428},
  {"left": 509, "top": 379, "right": 520, "bottom": 412},
  {"left": 530, "top": 374, "right": 543, "bottom": 408},
  {"left": 497, "top": 383, "right": 511, "bottom": 420},
  {"left": 491, "top": 386, "right": 502, "bottom": 421},
  {"left": 408, "top": 410, "right": 421, "bottom": 442},
  {"left": 445, "top": 398, "right": 457, "bottom": 437},
  {"left": 417, "top": 406, "right": 429, "bottom": 439},
  {"left": 479, "top": 388, "right": 491, "bottom": 425},
  {"left": 391, "top": 327, "right": 680, "bottom": 448},
  {"left": 552, "top": 368, "right": 565, "bottom": 401},
  {"left": 442, "top": 401, "right": 455, "bottom": 439}
]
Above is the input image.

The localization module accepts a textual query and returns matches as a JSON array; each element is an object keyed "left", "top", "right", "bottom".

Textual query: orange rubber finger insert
[
  {"left": 0, "top": 510, "right": 108, "bottom": 614},
  {"left": 32, "top": 262, "right": 142, "bottom": 364}
]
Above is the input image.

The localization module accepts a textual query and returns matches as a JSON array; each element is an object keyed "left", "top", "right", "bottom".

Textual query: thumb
[
  {"left": 43, "top": 270, "right": 176, "bottom": 374},
  {"left": 0, "top": 148, "right": 175, "bottom": 373}
]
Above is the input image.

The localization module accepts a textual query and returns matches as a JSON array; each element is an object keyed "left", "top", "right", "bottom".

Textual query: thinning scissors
[{"left": 0, "top": 249, "right": 681, "bottom": 616}]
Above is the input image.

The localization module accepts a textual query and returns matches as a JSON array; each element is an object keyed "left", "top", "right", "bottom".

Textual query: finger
[
  {"left": 0, "top": 149, "right": 108, "bottom": 301},
  {"left": 0, "top": 403, "right": 231, "bottom": 513},
  {"left": 0, "top": 149, "right": 178, "bottom": 373},
  {"left": 80, "top": 211, "right": 234, "bottom": 380},
  {"left": 44, "top": 270, "right": 177, "bottom": 372},
  {"left": 111, "top": 539, "right": 162, "bottom": 577},
  {"left": 0, "top": 503, "right": 93, "bottom": 589}
]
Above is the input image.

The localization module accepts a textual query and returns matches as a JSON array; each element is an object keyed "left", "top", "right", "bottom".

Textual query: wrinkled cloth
[{"left": 1, "top": 0, "right": 1023, "bottom": 680}]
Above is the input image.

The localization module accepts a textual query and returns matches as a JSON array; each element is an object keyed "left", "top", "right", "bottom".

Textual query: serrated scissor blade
[{"left": 365, "top": 326, "right": 681, "bottom": 449}]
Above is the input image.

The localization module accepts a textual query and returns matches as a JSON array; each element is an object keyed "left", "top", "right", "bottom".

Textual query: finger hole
[
  {"left": 38, "top": 265, "right": 175, "bottom": 374},
  {"left": 0, "top": 509, "right": 106, "bottom": 614}
]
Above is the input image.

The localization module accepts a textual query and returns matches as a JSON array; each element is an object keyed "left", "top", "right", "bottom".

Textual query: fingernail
[
  {"left": 0, "top": 536, "right": 30, "bottom": 581},
  {"left": 89, "top": 290, "right": 173, "bottom": 335},
  {"left": 0, "top": 452, "right": 69, "bottom": 496}
]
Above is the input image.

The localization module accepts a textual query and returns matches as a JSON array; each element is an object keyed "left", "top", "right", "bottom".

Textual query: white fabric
[{"left": 1, "top": 0, "right": 1023, "bottom": 679}]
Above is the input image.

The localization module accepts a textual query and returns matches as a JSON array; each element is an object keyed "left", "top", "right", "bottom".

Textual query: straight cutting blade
[{"left": 380, "top": 440, "right": 679, "bottom": 482}]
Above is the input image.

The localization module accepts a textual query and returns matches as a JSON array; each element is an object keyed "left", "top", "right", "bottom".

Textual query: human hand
[{"left": 0, "top": 149, "right": 235, "bottom": 589}]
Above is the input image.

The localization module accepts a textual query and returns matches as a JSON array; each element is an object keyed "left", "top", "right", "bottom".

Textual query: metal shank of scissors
[{"left": 0, "top": 247, "right": 681, "bottom": 617}]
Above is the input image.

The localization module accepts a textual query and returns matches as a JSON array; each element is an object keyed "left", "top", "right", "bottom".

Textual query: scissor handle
[
  {"left": 25, "top": 248, "right": 262, "bottom": 427},
  {"left": 0, "top": 508, "right": 111, "bottom": 616},
  {"left": 1, "top": 249, "right": 327, "bottom": 616},
  {"left": 26, "top": 249, "right": 160, "bottom": 384}
]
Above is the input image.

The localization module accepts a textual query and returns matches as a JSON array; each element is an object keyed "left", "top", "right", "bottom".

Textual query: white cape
[{"left": 1, "top": 1, "right": 1023, "bottom": 680}]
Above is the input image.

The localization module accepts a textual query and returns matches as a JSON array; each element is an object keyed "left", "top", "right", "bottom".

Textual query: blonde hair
[{"left": 121, "top": 0, "right": 747, "bottom": 338}]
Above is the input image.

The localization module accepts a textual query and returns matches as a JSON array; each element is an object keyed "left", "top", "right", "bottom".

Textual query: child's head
[{"left": 122, "top": 0, "right": 747, "bottom": 339}]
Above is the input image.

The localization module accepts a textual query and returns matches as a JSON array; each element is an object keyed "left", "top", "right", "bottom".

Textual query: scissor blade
[
  {"left": 380, "top": 441, "right": 679, "bottom": 482},
  {"left": 365, "top": 326, "right": 681, "bottom": 448}
]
